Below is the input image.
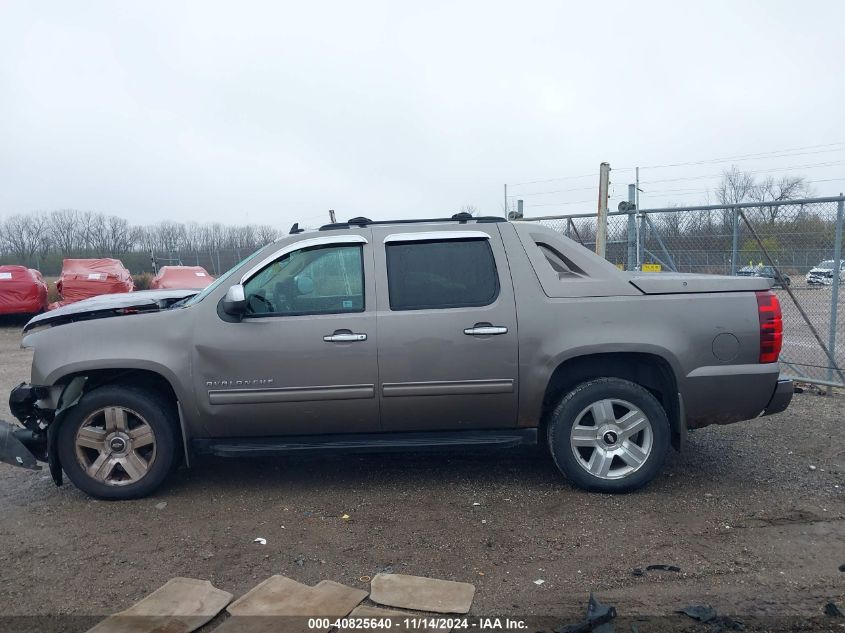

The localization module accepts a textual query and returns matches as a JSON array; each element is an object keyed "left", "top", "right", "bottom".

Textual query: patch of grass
[
  {"left": 133, "top": 273, "right": 153, "bottom": 291},
  {"left": 44, "top": 277, "right": 61, "bottom": 304}
]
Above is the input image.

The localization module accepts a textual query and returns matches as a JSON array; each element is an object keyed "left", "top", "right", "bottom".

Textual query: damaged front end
[{"left": 2, "top": 383, "right": 62, "bottom": 483}]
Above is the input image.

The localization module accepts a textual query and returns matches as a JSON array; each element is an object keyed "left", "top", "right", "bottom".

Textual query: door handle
[
  {"left": 464, "top": 323, "right": 508, "bottom": 336},
  {"left": 323, "top": 330, "right": 367, "bottom": 342}
]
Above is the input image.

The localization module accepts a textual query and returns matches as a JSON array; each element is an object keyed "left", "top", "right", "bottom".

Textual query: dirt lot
[{"left": 0, "top": 322, "right": 843, "bottom": 632}]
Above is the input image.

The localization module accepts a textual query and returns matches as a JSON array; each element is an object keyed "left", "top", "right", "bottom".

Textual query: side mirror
[{"left": 222, "top": 284, "right": 246, "bottom": 316}]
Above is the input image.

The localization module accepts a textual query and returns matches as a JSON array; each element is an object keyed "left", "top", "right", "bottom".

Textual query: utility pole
[
  {"left": 636, "top": 167, "right": 643, "bottom": 269},
  {"left": 595, "top": 162, "right": 610, "bottom": 258},
  {"left": 328, "top": 209, "right": 336, "bottom": 223},
  {"left": 503, "top": 184, "right": 508, "bottom": 218}
]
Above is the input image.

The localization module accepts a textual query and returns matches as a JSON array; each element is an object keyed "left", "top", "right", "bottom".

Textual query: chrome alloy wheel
[
  {"left": 569, "top": 398, "right": 653, "bottom": 480},
  {"left": 74, "top": 406, "right": 157, "bottom": 486}
]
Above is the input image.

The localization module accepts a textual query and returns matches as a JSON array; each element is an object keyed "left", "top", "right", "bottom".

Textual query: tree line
[
  {"left": 0, "top": 209, "right": 283, "bottom": 275},
  {"left": 0, "top": 168, "right": 835, "bottom": 276}
]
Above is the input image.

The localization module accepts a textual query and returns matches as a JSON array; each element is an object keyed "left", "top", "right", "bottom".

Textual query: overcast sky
[{"left": 1, "top": 0, "right": 843, "bottom": 229}]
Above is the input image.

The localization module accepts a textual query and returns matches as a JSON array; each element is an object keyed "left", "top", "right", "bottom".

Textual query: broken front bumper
[
  {"left": 3, "top": 383, "right": 52, "bottom": 470},
  {"left": 0, "top": 420, "right": 44, "bottom": 470},
  {"left": 3, "top": 383, "right": 62, "bottom": 482},
  {"left": 9, "top": 382, "right": 52, "bottom": 429}
]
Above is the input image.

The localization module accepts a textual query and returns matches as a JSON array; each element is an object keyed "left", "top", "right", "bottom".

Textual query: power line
[
  {"left": 636, "top": 177, "right": 845, "bottom": 199},
  {"left": 629, "top": 144, "right": 845, "bottom": 170},
  {"left": 509, "top": 142, "right": 845, "bottom": 197},
  {"left": 508, "top": 185, "right": 596, "bottom": 197},
  {"left": 526, "top": 199, "right": 595, "bottom": 208},
  {"left": 509, "top": 172, "right": 599, "bottom": 187},
  {"left": 638, "top": 160, "right": 845, "bottom": 185}
]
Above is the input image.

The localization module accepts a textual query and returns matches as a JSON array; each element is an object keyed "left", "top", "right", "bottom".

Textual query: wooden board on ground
[
  {"left": 350, "top": 605, "right": 453, "bottom": 633},
  {"left": 86, "top": 577, "right": 233, "bottom": 633},
  {"left": 227, "top": 576, "right": 367, "bottom": 617},
  {"left": 369, "top": 574, "right": 475, "bottom": 614},
  {"left": 217, "top": 576, "right": 368, "bottom": 633}
]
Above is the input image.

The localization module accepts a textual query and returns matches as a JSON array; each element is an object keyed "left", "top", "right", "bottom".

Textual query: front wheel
[
  {"left": 57, "top": 386, "right": 177, "bottom": 500},
  {"left": 547, "top": 378, "right": 670, "bottom": 493}
]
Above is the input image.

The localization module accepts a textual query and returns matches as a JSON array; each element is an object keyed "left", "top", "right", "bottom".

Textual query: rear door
[{"left": 371, "top": 225, "right": 519, "bottom": 431}]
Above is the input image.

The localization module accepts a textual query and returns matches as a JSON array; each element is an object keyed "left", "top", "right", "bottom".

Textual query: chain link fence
[{"left": 517, "top": 195, "right": 845, "bottom": 388}]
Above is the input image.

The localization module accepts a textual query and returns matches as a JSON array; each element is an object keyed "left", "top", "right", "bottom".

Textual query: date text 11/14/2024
[{"left": 306, "top": 618, "right": 529, "bottom": 630}]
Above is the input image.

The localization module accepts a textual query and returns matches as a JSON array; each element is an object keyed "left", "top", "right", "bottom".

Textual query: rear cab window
[{"left": 385, "top": 237, "right": 499, "bottom": 310}]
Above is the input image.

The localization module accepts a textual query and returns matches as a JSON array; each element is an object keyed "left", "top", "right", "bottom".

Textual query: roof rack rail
[{"left": 318, "top": 215, "right": 506, "bottom": 231}]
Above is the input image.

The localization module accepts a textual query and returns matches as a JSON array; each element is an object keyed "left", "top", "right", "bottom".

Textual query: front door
[
  {"left": 371, "top": 225, "right": 519, "bottom": 431},
  {"left": 191, "top": 231, "right": 380, "bottom": 437}
]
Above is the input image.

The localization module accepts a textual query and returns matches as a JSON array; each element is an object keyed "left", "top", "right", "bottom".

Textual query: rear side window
[
  {"left": 535, "top": 242, "right": 586, "bottom": 278},
  {"left": 385, "top": 239, "right": 499, "bottom": 310}
]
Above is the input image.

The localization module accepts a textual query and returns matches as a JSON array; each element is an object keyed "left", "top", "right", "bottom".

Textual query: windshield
[
  {"left": 181, "top": 245, "right": 270, "bottom": 307},
  {"left": 818, "top": 260, "right": 836, "bottom": 268}
]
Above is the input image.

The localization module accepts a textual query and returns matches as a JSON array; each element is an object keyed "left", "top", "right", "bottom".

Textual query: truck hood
[
  {"left": 627, "top": 272, "right": 771, "bottom": 294},
  {"left": 23, "top": 289, "right": 197, "bottom": 332}
]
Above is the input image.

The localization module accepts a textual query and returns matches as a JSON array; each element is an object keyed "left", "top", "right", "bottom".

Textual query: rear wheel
[
  {"left": 547, "top": 378, "right": 670, "bottom": 493},
  {"left": 57, "top": 386, "right": 177, "bottom": 500}
]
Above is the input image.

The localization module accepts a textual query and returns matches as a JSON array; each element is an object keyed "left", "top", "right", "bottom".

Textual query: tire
[
  {"left": 57, "top": 385, "right": 177, "bottom": 500},
  {"left": 547, "top": 378, "right": 670, "bottom": 493}
]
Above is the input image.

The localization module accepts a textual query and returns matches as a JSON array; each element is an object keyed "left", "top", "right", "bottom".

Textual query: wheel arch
[
  {"left": 539, "top": 351, "right": 683, "bottom": 451},
  {"left": 49, "top": 366, "right": 191, "bottom": 468}
]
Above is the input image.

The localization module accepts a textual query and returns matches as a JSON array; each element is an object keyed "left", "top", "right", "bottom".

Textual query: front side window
[
  {"left": 243, "top": 244, "right": 364, "bottom": 316},
  {"left": 385, "top": 238, "right": 499, "bottom": 310}
]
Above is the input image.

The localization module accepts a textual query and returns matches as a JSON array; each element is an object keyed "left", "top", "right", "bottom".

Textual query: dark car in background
[{"left": 737, "top": 265, "right": 791, "bottom": 288}]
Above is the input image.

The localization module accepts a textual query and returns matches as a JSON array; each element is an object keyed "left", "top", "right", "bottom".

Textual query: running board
[{"left": 192, "top": 429, "right": 537, "bottom": 457}]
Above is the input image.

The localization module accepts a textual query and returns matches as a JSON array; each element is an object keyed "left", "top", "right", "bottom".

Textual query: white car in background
[{"left": 806, "top": 259, "right": 845, "bottom": 285}]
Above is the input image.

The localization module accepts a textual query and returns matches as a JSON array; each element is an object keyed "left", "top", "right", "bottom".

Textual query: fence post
[
  {"left": 637, "top": 211, "right": 646, "bottom": 269},
  {"left": 828, "top": 195, "right": 844, "bottom": 391},
  {"left": 595, "top": 162, "right": 610, "bottom": 258},
  {"left": 627, "top": 184, "right": 636, "bottom": 270},
  {"left": 730, "top": 207, "right": 739, "bottom": 275}
]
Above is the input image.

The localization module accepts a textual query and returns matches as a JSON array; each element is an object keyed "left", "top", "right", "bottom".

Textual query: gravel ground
[{"left": 0, "top": 322, "right": 843, "bottom": 632}]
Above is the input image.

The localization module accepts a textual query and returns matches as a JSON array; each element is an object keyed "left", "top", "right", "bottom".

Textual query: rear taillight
[{"left": 756, "top": 290, "right": 782, "bottom": 363}]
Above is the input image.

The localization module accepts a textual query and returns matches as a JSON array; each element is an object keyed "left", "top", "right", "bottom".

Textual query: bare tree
[
  {"left": 751, "top": 175, "right": 813, "bottom": 222},
  {"left": 88, "top": 213, "right": 111, "bottom": 255},
  {"left": 255, "top": 224, "right": 280, "bottom": 245},
  {"left": 713, "top": 167, "right": 757, "bottom": 232},
  {"left": 1, "top": 215, "right": 43, "bottom": 265},
  {"left": 29, "top": 213, "right": 52, "bottom": 267},
  {"left": 715, "top": 166, "right": 755, "bottom": 206},
  {"left": 77, "top": 211, "right": 103, "bottom": 255},
  {"left": 49, "top": 209, "right": 81, "bottom": 255},
  {"left": 106, "top": 215, "right": 134, "bottom": 254}
]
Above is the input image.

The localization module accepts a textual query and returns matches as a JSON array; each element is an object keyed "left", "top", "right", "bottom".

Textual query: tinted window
[
  {"left": 243, "top": 244, "right": 364, "bottom": 316},
  {"left": 386, "top": 238, "right": 499, "bottom": 310}
]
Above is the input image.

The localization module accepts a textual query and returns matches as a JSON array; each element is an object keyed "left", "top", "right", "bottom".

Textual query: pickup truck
[{"left": 2, "top": 214, "right": 793, "bottom": 499}]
